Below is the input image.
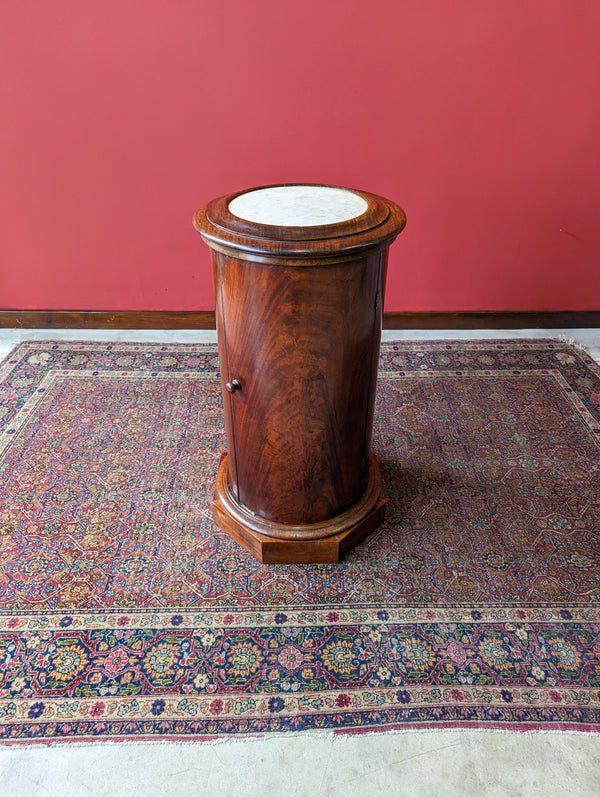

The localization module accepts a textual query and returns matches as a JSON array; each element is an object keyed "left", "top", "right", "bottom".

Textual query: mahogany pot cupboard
[{"left": 194, "top": 184, "right": 406, "bottom": 563}]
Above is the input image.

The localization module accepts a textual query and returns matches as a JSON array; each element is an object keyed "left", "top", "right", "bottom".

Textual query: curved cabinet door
[{"left": 212, "top": 250, "right": 385, "bottom": 525}]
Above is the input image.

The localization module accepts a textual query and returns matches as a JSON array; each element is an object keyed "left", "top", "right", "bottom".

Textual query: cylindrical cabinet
[{"left": 194, "top": 184, "right": 406, "bottom": 563}]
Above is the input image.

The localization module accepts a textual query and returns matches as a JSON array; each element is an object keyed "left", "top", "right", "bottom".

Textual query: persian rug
[{"left": 0, "top": 339, "right": 599, "bottom": 745}]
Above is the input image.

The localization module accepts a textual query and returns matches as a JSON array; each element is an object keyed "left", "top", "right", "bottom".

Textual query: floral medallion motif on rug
[{"left": 0, "top": 340, "right": 599, "bottom": 743}]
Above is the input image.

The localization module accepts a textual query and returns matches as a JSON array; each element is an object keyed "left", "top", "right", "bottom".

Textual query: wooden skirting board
[{"left": 0, "top": 310, "right": 599, "bottom": 330}]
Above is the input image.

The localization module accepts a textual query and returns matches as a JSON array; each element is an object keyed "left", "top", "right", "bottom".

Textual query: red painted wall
[{"left": 1, "top": 1, "right": 599, "bottom": 312}]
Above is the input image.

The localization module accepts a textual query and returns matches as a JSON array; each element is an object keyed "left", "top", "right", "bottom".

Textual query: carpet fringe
[
  {"left": 3, "top": 725, "right": 599, "bottom": 751},
  {"left": 559, "top": 335, "right": 592, "bottom": 354}
]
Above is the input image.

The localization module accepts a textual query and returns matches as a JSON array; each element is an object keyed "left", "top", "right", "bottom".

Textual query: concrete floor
[{"left": 0, "top": 328, "right": 599, "bottom": 797}]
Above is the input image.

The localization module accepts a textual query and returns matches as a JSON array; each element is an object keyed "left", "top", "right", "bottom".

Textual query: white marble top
[{"left": 228, "top": 185, "right": 368, "bottom": 227}]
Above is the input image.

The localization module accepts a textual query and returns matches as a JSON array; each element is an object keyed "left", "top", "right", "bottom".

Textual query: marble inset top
[{"left": 228, "top": 185, "right": 369, "bottom": 227}]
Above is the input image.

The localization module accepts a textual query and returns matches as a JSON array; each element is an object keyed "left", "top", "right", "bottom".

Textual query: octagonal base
[{"left": 211, "top": 453, "right": 386, "bottom": 564}]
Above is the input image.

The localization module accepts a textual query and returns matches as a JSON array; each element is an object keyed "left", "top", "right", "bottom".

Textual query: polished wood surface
[
  {"left": 212, "top": 249, "right": 385, "bottom": 525},
  {"left": 212, "top": 453, "right": 387, "bottom": 564},
  {"left": 195, "top": 184, "right": 404, "bottom": 264},
  {"left": 2, "top": 310, "right": 600, "bottom": 330},
  {"left": 194, "top": 184, "right": 406, "bottom": 562}
]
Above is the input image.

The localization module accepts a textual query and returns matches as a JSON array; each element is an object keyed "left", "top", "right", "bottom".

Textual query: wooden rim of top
[{"left": 193, "top": 183, "right": 406, "bottom": 262}]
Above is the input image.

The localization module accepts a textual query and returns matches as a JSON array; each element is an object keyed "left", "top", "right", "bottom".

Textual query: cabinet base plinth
[{"left": 211, "top": 454, "right": 386, "bottom": 564}]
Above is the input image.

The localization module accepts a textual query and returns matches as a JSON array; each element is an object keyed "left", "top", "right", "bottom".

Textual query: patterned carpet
[{"left": 0, "top": 339, "right": 599, "bottom": 744}]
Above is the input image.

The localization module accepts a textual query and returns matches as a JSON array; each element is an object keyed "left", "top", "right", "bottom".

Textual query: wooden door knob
[{"left": 225, "top": 379, "right": 242, "bottom": 393}]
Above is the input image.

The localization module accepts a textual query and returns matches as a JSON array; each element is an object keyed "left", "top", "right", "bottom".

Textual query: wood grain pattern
[
  {"left": 212, "top": 452, "right": 387, "bottom": 563},
  {"left": 212, "top": 250, "right": 385, "bottom": 525},
  {"left": 195, "top": 184, "right": 403, "bottom": 263},
  {"left": 193, "top": 184, "right": 406, "bottom": 562}
]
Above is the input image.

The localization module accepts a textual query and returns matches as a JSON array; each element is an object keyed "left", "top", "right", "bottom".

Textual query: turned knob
[{"left": 225, "top": 379, "right": 242, "bottom": 393}]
